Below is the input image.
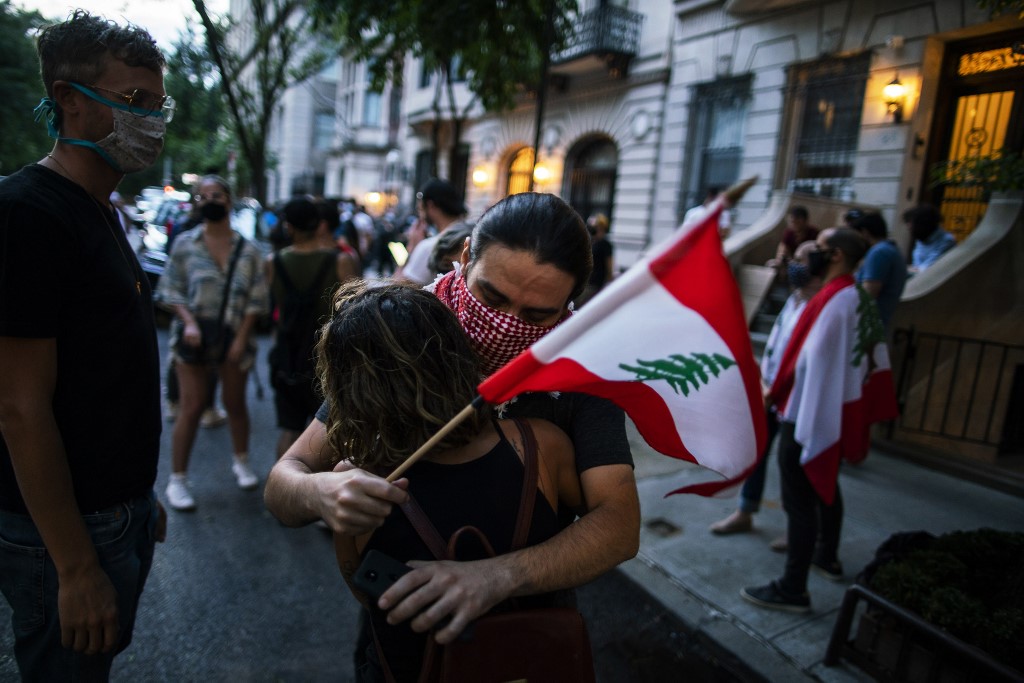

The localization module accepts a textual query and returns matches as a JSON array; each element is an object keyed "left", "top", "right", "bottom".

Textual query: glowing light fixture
[
  {"left": 532, "top": 163, "right": 552, "bottom": 184},
  {"left": 883, "top": 75, "right": 906, "bottom": 123},
  {"left": 472, "top": 167, "right": 489, "bottom": 187}
]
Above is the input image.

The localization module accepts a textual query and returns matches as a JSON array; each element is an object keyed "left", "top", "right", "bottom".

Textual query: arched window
[
  {"left": 567, "top": 138, "right": 617, "bottom": 223},
  {"left": 506, "top": 147, "right": 534, "bottom": 195}
]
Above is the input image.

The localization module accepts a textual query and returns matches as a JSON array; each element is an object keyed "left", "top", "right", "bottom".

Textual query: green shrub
[{"left": 867, "top": 529, "right": 1024, "bottom": 672}]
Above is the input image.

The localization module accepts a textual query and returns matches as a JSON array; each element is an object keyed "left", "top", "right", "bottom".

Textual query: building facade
[{"left": 261, "top": 0, "right": 1024, "bottom": 483}]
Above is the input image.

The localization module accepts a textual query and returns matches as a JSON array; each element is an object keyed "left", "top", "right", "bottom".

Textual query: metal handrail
[
  {"left": 890, "top": 327, "right": 1024, "bottom": 450},
  {"left": 825, "top": 582, "right": 1022, "bottom": 681}
]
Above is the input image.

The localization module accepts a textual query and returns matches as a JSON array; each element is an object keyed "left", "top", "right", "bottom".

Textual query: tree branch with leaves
[
  {"left": 192, "top": 0, "right": 336, "bottom": 204},
  {"left": 311, "top": 0, "right": 577, "bottom": 188}
]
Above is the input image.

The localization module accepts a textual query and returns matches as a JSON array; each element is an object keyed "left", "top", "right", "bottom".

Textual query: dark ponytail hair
[{"left": 469, "top": 193, "right": 593, "bottom": 303}]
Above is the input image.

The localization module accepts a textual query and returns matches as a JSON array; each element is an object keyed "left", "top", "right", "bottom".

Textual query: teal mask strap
[
  {"left": 33, "top": 98, "right": 60, "bottom": 138},
  {"left": 33, "top": 95, "right": 123, "bottom": 172},
  {"left": 68, "top": 82, "right": 133, "bottom": 113},
  {"left": 59, "top": 138, "right": 122, "bottom": 172}
]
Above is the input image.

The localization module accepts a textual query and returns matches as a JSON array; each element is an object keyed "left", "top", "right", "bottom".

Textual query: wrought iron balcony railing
[{"left": 552, "top": 4, "right": 644, "bottom": 67}]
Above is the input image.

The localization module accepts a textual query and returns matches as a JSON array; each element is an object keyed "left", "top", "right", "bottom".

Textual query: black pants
[{"left": 777, "top": 420, "right": 843, "bottom": 595}]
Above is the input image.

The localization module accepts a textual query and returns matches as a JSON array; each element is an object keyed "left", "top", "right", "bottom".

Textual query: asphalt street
[{"left": 0, "top": 329, "right": 750, "bottom": 682}]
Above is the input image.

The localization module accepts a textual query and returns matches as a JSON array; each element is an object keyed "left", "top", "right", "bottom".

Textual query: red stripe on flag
[
  {"left": 768, "top": 274, "right": 854, "bottom": 412},
  {"left": 804, "top": 441, "right": 843, "bottom": 505},
  {"left": 804, "top": 372, "right": 898, "bottom": 503},
  {"left": 651, "top": 216, "right": 768, "bottom": 471},
  {"left": 482, "top": 356, "right": 696, "bottom": 460},
  {"left": 864, "top": 368, "right": 899, "bottom": 425}
]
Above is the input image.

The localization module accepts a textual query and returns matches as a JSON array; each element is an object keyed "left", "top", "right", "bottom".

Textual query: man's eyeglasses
[{"left": 84, "top": 84, "right": 176, "bottom": 122}]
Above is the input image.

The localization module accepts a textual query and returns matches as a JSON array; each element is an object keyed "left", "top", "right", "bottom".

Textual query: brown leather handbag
[{"left": 379, "top": 418, "right": 597, "bottom": 683}]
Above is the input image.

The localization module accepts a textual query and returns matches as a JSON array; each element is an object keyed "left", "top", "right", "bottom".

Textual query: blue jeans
[
  {"left": 0, "top": 491, "right": 158, "bottom": 682},
  {"left": 738, "top": 409, "right": 780, "bottom": 513}
]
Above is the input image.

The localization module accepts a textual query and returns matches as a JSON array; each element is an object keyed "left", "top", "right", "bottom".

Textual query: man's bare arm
[
  {"left": 0, "top": 337, "right": 120, "bottom": 654},
  {"left": 379, "top": 463, "right": 640, "bottom": 643},
  {"left": 264, "top": 418, "right": 408, "bottom": 533}
]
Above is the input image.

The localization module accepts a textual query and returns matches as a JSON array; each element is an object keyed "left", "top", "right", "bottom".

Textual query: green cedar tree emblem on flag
[
  {"left": 853, "top": 285, "right": 886, "bottom": 370},
  {"left": 619, "top": 352, "right": 736, "bottom": 396}
]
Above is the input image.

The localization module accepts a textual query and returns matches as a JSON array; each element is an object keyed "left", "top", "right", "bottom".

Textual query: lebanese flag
[
  {"left": 769, "top": 274, "right": 899, "bottom": 504},
  {"left": 477, "top": 204, "right": 767, "bottom": 496}
]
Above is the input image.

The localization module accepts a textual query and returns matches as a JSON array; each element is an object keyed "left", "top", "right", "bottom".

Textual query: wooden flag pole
[
  {"left": 724, "top": 176, "right": 758, "bottom": 206},
  {"left": 386, "top": 396, "right": 485, "bottom": 482}
]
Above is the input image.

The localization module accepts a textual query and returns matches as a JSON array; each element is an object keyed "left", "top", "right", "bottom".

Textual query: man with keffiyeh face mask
[{"left": 266, "top": 193, "right": 641, "bottom": 667}]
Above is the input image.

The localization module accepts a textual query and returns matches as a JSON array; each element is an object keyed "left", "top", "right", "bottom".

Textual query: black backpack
[{"left": 269, "top": 252, "right": 337, "bottom": 387}]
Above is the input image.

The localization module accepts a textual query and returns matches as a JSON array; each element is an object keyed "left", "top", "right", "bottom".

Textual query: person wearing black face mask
[
  {"left": 711, "top": 241, "right": 822, "bottom": 542},
  {"left": 743, "top": 228, "right": 898, "bottom": 614},
  {"left": 156, "top": 175, "right": 271, "bottom": 512},
  {"left": 806, "top": 244, "right": 833, "bottom": 278}
]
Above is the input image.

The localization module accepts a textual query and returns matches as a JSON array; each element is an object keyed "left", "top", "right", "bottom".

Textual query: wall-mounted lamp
[
  {"left": 883, "top": 74, "right": 906, "bottom": 123},
  {"left": 471, "top": 166, "right": 490, "bottom": 188},
  {"left": 532, "top": 163, "right": 552, "bottom": 185},
  {"left": 364, "top": 191, "right": 382, "bottom": 207}
]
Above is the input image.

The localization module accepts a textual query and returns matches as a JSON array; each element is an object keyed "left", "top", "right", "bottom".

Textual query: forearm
[
  {"left": 264, "top": 454, "right": 325, "bottom": 526},
  {"left": 236, "top": 312, "right": 259, "bottom": 342},
  {"left": 499, "top": 475, "right": 640, "bottom": 596},
  {"left": 171, "top": 303, "right": 195, "bottom": 326},
  {"left": 3, "top": 411, "right": 100, "bottom": 576}
]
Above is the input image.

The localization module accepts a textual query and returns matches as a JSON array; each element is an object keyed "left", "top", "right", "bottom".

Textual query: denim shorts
[{"left": 0, "top": 491, "right": 158, "bottom": 681}]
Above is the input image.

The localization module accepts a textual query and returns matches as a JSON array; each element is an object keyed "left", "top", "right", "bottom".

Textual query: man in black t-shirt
[
  {"left": 267, "top": 193, "right": 640, "bottom": 662},
  {"left": 0, "top": 12, "right": 168, "bottom": 679}
]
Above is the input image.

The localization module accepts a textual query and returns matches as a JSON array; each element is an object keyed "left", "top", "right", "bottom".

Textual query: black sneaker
[
  {"left": 811, "top": 559, "right": 844, "bottom": 582},
  {"left": 741, "top": 581, "right": 811, "bottom": 613}
]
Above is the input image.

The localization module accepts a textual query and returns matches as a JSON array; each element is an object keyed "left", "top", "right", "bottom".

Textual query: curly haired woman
[{"left": 320, "top": 281, "right": 583, "bottom": 681}]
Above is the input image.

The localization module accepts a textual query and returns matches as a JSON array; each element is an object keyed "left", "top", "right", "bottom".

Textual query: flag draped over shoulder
[
  {"left": 477, "top": 204, "right": 766, "bottom": 496},
  {"left": 769, "top": 274, "right": 899, "bottom": 504}
]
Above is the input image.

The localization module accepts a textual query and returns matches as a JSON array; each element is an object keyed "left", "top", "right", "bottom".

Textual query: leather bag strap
[
  {"left": 400, "top": 417, "right": 540, "bottom": 559},
  {"left": 510, "top": 417, "right": 539, "bottom": 551},
  {"left": 400, "top": 497, "right": 451, "bottom": 561}
]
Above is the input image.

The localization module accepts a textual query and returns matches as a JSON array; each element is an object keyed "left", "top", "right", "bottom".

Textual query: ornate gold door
[{"left": 927, "top": 31, "right": 1024, "bottom": 241}]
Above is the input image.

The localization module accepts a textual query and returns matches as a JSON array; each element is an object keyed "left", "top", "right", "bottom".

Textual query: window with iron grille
[
  {"left": 680, "top": 75, "right": 751, "bottom": 223},
  {"left": 785, "top": 53, "right": 870, "bottom": 199}
]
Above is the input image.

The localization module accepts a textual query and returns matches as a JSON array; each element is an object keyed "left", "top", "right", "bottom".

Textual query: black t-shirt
[
  {"left": 0, "top": 165, "right": 161, "bottom": 513},
  {"left": 315, "top": 391, "right": 634, "bottom": 477}
]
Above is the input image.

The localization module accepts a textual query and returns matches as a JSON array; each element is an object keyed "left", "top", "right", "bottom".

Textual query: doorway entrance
[{"left": 926, "top": 30, "right": 1024, "bottom": 241}]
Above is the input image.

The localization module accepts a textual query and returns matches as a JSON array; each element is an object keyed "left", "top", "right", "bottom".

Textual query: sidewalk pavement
[{"left": 620, "top": 421, "right": 1024, "bottom": 682}]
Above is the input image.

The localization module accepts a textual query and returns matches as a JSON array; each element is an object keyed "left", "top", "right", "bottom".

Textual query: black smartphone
[{"left": 353, "top": 550, "right": 412, "bottom": 600}]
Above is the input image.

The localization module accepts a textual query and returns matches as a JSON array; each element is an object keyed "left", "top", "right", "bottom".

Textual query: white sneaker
[
  {"left": 232, "top": 459, "right": 259, "bottom": 490},
  {"left": 166, "top": 476, "right": 196, "bottom": 511},
  {"left": 201, "top": 407, "right": 228, "bottom": 428}
]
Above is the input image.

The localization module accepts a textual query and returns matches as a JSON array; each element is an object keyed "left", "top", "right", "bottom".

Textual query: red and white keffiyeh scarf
[{"left": 432, "top": 268, "right": 569, "bottom": 377}]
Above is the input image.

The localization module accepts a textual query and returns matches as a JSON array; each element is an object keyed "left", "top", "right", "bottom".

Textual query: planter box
[
  {"left": 826, "top": 583, "right": 1023, "bottom": 683},
  {"left": 852, "top": 608, "right": 971, "bottom": 683}
]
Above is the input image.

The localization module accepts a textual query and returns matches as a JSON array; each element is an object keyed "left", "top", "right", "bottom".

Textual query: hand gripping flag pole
[{"left": 388, "top": 178, "right": 765, "bottom": 496}]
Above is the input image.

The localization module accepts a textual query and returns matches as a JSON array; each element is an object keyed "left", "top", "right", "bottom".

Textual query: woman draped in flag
[
  {"left": 742, "top": 228, "right": 898, "bottom": 613},
  {"left": 265, "top": 193, "right": 640, "bottom": 648}
]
